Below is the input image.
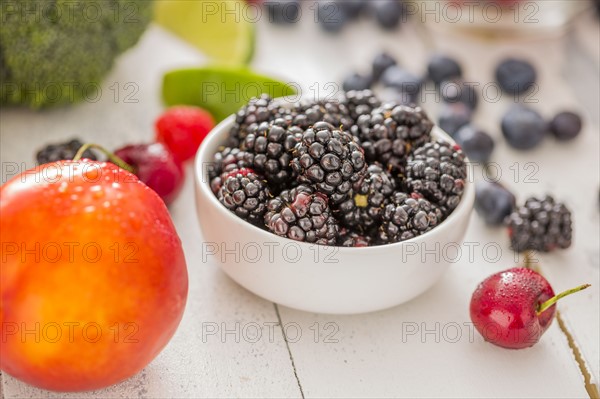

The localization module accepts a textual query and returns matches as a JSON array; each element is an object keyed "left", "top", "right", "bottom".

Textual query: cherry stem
[
  {"left": 537, "top": 284, "right": 591, "bottom": 315},
  {"left": 523, "top": 250, "right": 534, "bottom": 269},
  {"left": 73, "top": 143, "right": 135, "bottom": 174}
]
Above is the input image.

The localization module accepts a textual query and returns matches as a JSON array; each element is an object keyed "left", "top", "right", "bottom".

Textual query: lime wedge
[
  {"left": 154, "top": 0, "right": 254, "bottom": 65},
  {"left": 162, "top": 66, "right": 297, "bottom": 122}
]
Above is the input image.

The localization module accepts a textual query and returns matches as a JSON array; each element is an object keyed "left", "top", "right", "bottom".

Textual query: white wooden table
[{"left": 1, "top": 6, "right": 599, "bottom": 398}]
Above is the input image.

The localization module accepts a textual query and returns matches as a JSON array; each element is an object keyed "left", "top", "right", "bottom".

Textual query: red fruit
[
  {"left": 470, "top": 267, "right": 589, "bottom": 349},
  {"left": 1, "top": 160, "right": 188, "bottom": 391},
  {"left": 115, "top": 143, "right": 185, "bottom": 206},
  {"left": 155, "top": 106, "right": 215, "bottom": 162}
]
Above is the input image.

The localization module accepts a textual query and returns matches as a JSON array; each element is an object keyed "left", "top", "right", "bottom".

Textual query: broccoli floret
[{"left": 0, "top": 0, "right": 153, "bottom": 108}]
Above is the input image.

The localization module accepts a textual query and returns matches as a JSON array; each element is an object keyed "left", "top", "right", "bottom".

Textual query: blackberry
[
  {"left": 506, "top": 196, "right": 572, "bottom": 253},
  {"left": 228, "top": 95, "right": 289, "bottom": 148},
  {"left": 36, "top": 139, "right": 97, "bottom": 165},
  {"left": 336, "top": 164, "right": 396, "bottom": 229},
  {"left": 406, "top": 140, "right": 467, "bottom": 212},
  {"left": 378, "top": 192, "right": 443, "bottom": 243},
  {"left": 207, "top": 147, "right": 255, "bottom": 194},
  {"left": 264, "top": 185, "right": 339, "bottom": 245},
  {"left": 290, "top": 99, "right": 354, "bottom": 130},
  {"left": 291, "top": 121, "right": 366, "bottom": 204},
  {"left": 338, "top": 228, "right": 372, "bottom": 247},
  {"left": 243, "top": 119, "right": 302, "bottom": 186},
  {"left": 351, "top": 104, "right": 434, "bottom": 173},
  {"left": 217, "top": 169, "right": 271, "bottom": 226},
  {"left": 342, "top": 90, "right": 381, "bottom": 121}
]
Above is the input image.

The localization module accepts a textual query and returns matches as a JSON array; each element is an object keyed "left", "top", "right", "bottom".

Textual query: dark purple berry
[
  {"left": 507, "top": 196, "right": 572, "bottom": 252},
  {"left": 371, "top": 0, "right": 404, "bottom": 30},
  {"left": 36, "top": 139, "right": 97, "bottom": 165},
  {"left": 378, "top": 192, "right": 444, "bottom": 244},
  {"left": 496, "top": 58, "right": 537, "bottom": 95},
  {"left": 440, "top": 79, "right": 478, "bottom": 110},
  {"left": 453, "top": 125, "right": 494, "bottom": 163},
  {"left": 372, "top": 52, "right": 397, "bottom": 81},
  {"left": 427, "top": 54, "right": 462, "bottom": 86},
  {"left": 381, "top": 66, "right": 422, "bottom": 99},
  {"left": 501, "top": 105, "right": 546, "bottom": 150},
  {"left": 549, "top": 111, "right": 582, "bottom": 141},
  {"left": 218, "top": 169, "right": 271, "bottom": 226},
  {"left": 438, "top": 102, "right": 472, "bottom": 137},
  {"left": 317, "top": 0, "right": 348, "bottom": 33},
  {"left": 343, "top": 72, "right": 373, "bottom": 92},
  {"left": 406, "top": 140, "right": 467, "bottom": 213},
  {"left": 291, "top": 122, "right": 366, "bottom": 204},
  {"left": 265, "top": 185, "right": 339, "bottom": 245},
  {"left": 474, "top": 181, "right": 515, "bottom": 226}
]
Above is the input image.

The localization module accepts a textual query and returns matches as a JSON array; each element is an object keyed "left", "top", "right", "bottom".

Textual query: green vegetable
[
  {"left": 162, "top": 66, "right": 297, "bottom": 122},
  {"left": 0, "top": 0, "right": 153, "bottom": 108}
]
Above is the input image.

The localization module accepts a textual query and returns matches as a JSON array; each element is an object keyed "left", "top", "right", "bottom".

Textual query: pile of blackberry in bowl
[{"left": 204, "top": 90, "right": 469, "bottom": 248}]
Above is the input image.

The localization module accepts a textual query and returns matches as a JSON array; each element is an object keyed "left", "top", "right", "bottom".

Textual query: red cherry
[
  {"left": 155, "top": 106, "right": 215, "bottom": 162},
  {"left": 470, "top": 267, "right": 590, "bottom": 349},
  {"left": 115, "top": 143, "right": 185, "bottom": 206}
]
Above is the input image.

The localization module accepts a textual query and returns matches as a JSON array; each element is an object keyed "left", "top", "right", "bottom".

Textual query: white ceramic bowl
[{"left": 195, "top": 116, "right": 474, "bottom": 314}]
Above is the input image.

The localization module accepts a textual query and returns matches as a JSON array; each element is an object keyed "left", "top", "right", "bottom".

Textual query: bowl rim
[{"left": 195, "top": 115, "right": 475, "bottom": 253}]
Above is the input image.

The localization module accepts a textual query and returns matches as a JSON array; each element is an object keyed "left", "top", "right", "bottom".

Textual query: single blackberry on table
[
  {"left": 351, "top": 103, "right": 434, "bottom": 173},
  {"left": 290, "top": 99, "right": 354, "bottom": 130},
  {"left": 291, "top": 121, "right": 366, "bottom": 204},
  {"left": 336, "top": 164, "right": 396, "bottom": 229},
  {"left": 378, "top": 192, "right": 444, "bottom": 244},
  {"left": 264, "top": 185, "right": 339, "bottom": 245},
  {"left": 228, "top": 94, "right": 290, "bottom": 148},
  {"left": 506, "top": 196, "right": 572, "bottom": 253},
  {"left": 342, "top": 89, "right": 381, "bottom": 121},
  {"left": 338, "top": 228, "right": 372, "bottom": 247},
  {"left": 36, "top": 139, "right": 97, "bottom": 165},
  {"left": 406, "top": 140, "right": 467, "bottom": 212},
  {"left": 217, "top": 169, "right": 271, "bottom": 226},
  {"left": 243, "top": 118, "right": 303, "bottom": 186},
  {"left": 207, "top": 147, "right": 255, "bottom": 193}
]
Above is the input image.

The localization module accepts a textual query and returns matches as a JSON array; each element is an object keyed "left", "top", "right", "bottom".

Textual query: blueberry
[
  {"left": 474, "top": 181, "right": 516, "bottom": 226},
  {"left": 440, "top": 79, "right": 478, "bottom": 110},
  {"left": 371, "top": 0, "right": 404, "bottom": 30},
  {"left": 495, "top": 58, "right": 537, "bottom": 95},
  {"left": 438, "top": 102, "right": 472, "bottom": 136},
  {"left": 265, "top": 0, "right": 301, "bottom": 24},
  {"left": 381, "top": 66, "right": 422, "bottom": 98},
  {"left": 501, "top": 105, "right": 546, "bottom": 150},
  {"left": 317, "top": 0, "right": 348, "bottom": 32},
  {"left": 340, "top": 0, "right": 367, "bottom": 19},
  {"left": 372, "top": 52, "right": 397, "bottom": 81},
  {"left": 453, "top": 125, "right": 494, "bottom": 163},
  {"left": 427, "top": 54, "right": 462, "bottom": 86},
  {"left": 549, "top": 111, "right": 582, "bottom": 141},
  {"left": 343, "top": 73, "right": 373, "bottom": 91}
]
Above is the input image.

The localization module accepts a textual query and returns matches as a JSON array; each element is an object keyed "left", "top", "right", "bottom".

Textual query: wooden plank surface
[{"left": 1, "top": 5, "right": 598, "bottom": 397}]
